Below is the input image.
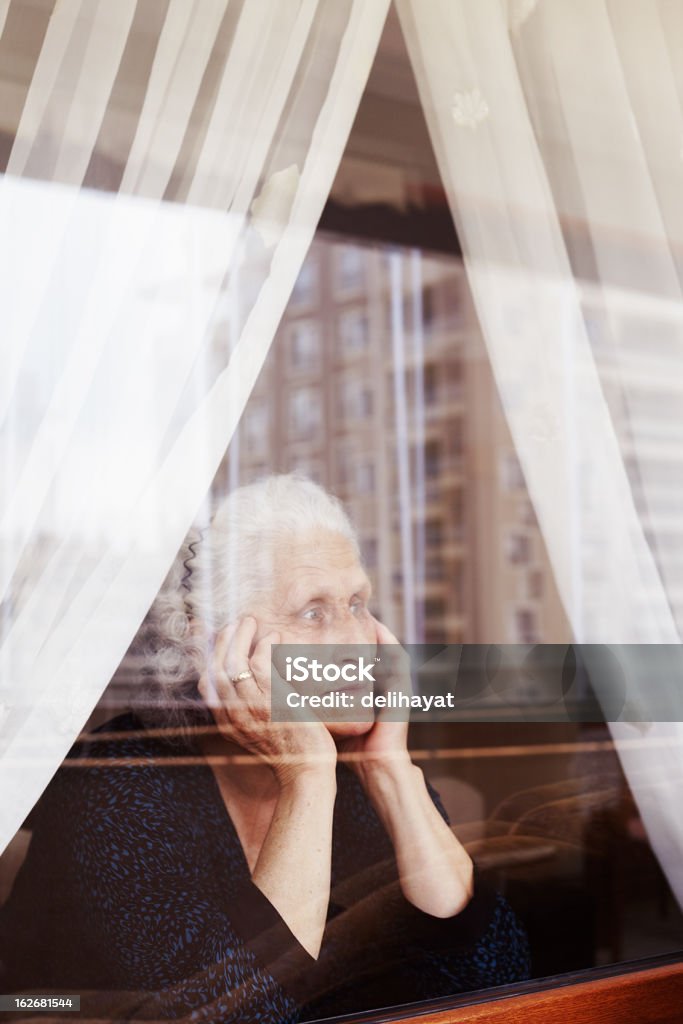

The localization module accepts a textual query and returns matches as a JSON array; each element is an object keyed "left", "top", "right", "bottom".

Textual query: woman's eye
[
  {"left": 350, "top": 599, "right": 366, "bottom": 615},
  {"left": 302, "top": 607, "right": 323, "bottom": 622}
]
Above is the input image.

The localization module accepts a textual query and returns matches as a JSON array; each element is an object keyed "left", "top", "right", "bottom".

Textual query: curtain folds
[
  {"left": 0, "top": 0, "right": 391, "bottom": 855},
  {"left": 397, "top": 0, "right": 683, "bottom": 903}
]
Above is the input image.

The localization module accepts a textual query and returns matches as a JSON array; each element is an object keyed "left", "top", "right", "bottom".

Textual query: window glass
[
  {"left": 291, "top": 259, "right": 319, "bottom": 309},
  {"left": 289, "top": 386, "right": 322, "bottom": 441},
  {"left": 506, "top": 532, "right": 533, "bottom": 565},
  {"left": 3, "top": 6, "right": 683, "bottom": 1024},
  {"left": 5, "top": 207, "right": 683, "bottom": 1024},
  {"left": 242, "top": 400, "right": 269, "bottom": 456},
  {"left": 335, "top": 245, "right": 366, "bottom": 294},
  {"left": 199, "top": 232, "right": 683, "bottom": 1010},
  {"left": 337, "top": 307, "right": 370, "bottom": 355},
  {"left": 289, "top": 320, "right": 322, "bottom": 373}
]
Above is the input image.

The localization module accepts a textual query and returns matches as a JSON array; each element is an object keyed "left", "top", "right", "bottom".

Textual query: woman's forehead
[
  {"left": 271, "top": 530, "right": 369, "bottom": 601},
  {"left": 275, "top": 529, "right": 359, "bottom": 571}
]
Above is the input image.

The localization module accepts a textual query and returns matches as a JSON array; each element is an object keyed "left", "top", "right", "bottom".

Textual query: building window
[
  {"left": 291, "top": 259, "right": 318, "bottom": 307},
  {"left": 335, "top": 245, "right": 365, "bottom": 293},
  {"left": 446, "top": 357, "right": 464, "bottom": 399},
  {"left": 338, "top": 379, "right": 373, "bottom": 421},
  {"left": 338, "top": 308, "right": 370, "bottom": 354},
  {"left": 506, "top": 532, "right": 532, "bottom": 565},
  {"left": 515, "top": 608, "right": 539, "bottom": 644},
  {"left": 425, "top": 557, "right": 445, "bottom": 581},
  {"left": 424, "top": 364, "right": 438, "bottom": 404},
  {"left": 425, "top": 519, "right": 443, "bottom": 546},
  {"left": 453, "top": 561, "right": 465, "bottom": 605},
  {"left": 424, "top": 597, "right": 446, "bottom": 621},
  {"left": 289, "top": 387, "right": 322, "bottom": 440},
  {"left": 358, "top": 387, "right": 373, "bottom": 417},
  {"left": 528, "top": 569, "right": 544, "bottom": 599},
  {"left": 422, "top": 285, "right": 435, "bottom": 327},
  {"left": 289, "top": 320, "right": 321, "bottom": 372},
  {"left": 425, "top": 440, "right": 441, "bottom": 479},
  {"left": 502, "top": 452, "right": 525, "bottom": 491},
  {"left": 453, "top": 488, "right": 465, "bottom": 538},
  {"left": 242, "top": 401, "right": 268, "bottom": 455},
  {"left": 448, "top": 417, "right": 464, "bottom": 456}
]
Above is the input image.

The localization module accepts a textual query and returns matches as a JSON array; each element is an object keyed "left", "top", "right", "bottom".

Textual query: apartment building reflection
[{"left": 218, "top": 237, "right": 572, "bottom": 646}]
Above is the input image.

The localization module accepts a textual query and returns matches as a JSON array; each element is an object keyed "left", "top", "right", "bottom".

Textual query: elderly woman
[{"left": 0, "top": 475, "right": 530, "bottom": 1021}]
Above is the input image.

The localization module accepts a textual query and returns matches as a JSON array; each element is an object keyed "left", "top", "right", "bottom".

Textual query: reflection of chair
[
  {"left": 429, "top": 773, "right": 623, "bottom": 858},
  {"left": 490, "top": 777, "right": 622, "bottom": 853},
  {"left": 426, "top": 770, "right": 626, "bottom": 976}
]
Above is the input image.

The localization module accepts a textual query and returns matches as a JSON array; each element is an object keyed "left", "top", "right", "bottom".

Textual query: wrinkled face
[{"left": 250, "top": 529, "right": 377, "bottom": 737}]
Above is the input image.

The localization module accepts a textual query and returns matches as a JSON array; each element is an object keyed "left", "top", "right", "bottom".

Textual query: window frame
[{"left": 307, "top": 954, "right": 683, "bottom": 1024}]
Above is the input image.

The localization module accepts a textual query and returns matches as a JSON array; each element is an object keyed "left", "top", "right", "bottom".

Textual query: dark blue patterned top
[{"left": 0, "top": 713, "right": 530, "bottom": 1021}]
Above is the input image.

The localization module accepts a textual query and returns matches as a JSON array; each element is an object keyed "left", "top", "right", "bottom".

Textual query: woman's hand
[
  {"left": 198, "top": 616, "right": 338, "bottom": 958},
  {"left": 198, "top": 615, "right": 337, "bottom": 788},
  {"left": 340, "top": 619, "right": 473, "bottom": 918},
  {"left": 338, "top": 618, "right": 411, "bottom": 783}
]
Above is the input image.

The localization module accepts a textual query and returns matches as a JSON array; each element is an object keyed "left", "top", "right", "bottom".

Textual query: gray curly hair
[{"left": 134, "top": 474, "right": 359, "bottom": 735}]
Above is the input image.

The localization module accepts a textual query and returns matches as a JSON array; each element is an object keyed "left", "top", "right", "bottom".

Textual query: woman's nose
[{"left": 324, "top": 608, "right": 374, "bottom": 647}]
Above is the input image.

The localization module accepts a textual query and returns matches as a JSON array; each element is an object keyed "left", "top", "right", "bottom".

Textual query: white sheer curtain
[
  {"left": 0, "top": 0, "right": 391, "bottom": 855},
  {"left": 397, "top": 0, "right": 683, "bottom": 902}
]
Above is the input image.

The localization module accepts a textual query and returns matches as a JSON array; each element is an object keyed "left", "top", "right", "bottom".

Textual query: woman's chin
[{"left": 326, "top": 719, "right": 374, "bottom": 739}]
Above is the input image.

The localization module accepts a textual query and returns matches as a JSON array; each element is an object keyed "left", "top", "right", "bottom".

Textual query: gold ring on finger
[{"left": 230, "top": 670, "right": 254, "bottom": 685}]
